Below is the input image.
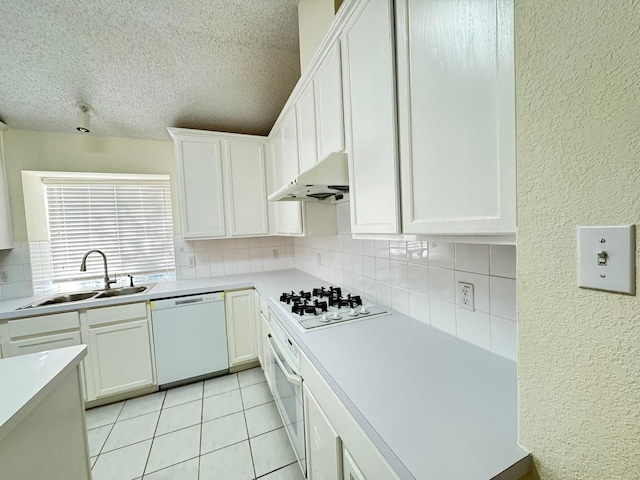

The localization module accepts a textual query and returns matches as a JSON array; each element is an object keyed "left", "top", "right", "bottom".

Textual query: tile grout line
[
  {"left": 239, "top": 378, "right": 258, "bottom": 479},
  {"left": 140, "top": 389, "right": 167, "bottom": 478}
]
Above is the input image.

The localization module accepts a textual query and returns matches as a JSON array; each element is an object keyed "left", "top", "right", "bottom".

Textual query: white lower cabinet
[
  {"left": 4, "top": 311, "right": 88, "bottom": 400},
  {"left": 343, "top": 447, "right": 366, "bottom": 480},
  {"left": 225, "top": 289, "right": 258, "bottom": 368},
  {"left": 304, "top": 385, "right": 342, "bottom": 480},
  {"left": 82, "top": 302, "right": 155, "bottom": 401},
  {"left": 301, "top": 348, "right": 400, "bottom": 480},
  {"left": 254, "top": 291, "right": 264, "bottom": 367}
]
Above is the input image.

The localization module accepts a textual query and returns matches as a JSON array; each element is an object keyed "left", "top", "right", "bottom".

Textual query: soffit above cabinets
[{"left": 0, "top": 0, "right": 301, "bottom": 140}]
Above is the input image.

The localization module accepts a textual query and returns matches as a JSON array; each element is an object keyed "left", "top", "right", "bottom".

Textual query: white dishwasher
[{"left": 151, "top": 292, "right": 229, "bottom": 387}]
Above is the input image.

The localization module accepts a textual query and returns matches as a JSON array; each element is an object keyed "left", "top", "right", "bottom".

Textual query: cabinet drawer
[
  {"left": 9, "top": 331, "right": 82, "bottom": 356},
  {"left": 8, "top": 311, "right": 80, "bottom": 338},
  {"left": 86, "top": 302, "right": 148, "bottom": 327}
]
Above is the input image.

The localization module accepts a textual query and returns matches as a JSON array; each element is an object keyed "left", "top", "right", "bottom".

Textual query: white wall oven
[{"left": 265, "top": 314, "right": 306, "bottom": 477}]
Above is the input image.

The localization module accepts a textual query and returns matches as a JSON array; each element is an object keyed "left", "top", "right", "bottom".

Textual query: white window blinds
[{"left": 44, "top": 177, "right": 175, "bottom": 282}]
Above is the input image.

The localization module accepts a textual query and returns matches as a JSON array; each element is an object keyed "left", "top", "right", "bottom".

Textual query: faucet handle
[{"left": 126, "top": 275, "right": 134, "bottom": 287}]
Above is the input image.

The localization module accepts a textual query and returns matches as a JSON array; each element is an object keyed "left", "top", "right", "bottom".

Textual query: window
[{"left": 43, "top": 175, "right": 175, "bottom": 283}]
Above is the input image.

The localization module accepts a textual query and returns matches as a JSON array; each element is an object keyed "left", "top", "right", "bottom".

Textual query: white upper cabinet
[
  {"left": 296, "top": 83, "right": 319, "bottom": 173},
  {"left": 273, "top": 115, "right": 304, "bottom": 236},
  {"left": 341, "top": 0, "right": 401, "bottom": 234},
  {"left": 172, "top": 134, "right": 226, "bottom": 239},
  {"left": 224, "top": 140, "right": 269, "bottom": 236},
  {"left": 395, "top": 0, "right": 516, "bottom": 235},
  {"left": 314, "top": 41, "right": 345, "bottom": 161},
  {"left": 278, "top": 109, "right": 301, "bottom": 183},
  {"left": 169, "top": 128, "right": 270, "bottom": 239}
]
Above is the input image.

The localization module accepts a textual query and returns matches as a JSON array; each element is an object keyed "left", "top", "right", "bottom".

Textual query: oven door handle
[{"left": 267, "top": 334, "right": 302, "bottom": 386}]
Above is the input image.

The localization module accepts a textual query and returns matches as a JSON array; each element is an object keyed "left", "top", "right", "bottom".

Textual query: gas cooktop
[{"left": 275, "top": 286, "right": 388, "bottom": 330}]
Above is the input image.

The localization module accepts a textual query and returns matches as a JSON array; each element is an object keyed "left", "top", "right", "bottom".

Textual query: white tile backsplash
[
  {"left": 176, "top": 236, "right": 295, "bottom": 281},
  {"left": 428, "top": 241, "right": 455, "bottom": 269},
  {"left": 0, "top": 242, "right": 35, "bottom": 299},
  {"left": 408, "top": 291, "right": 430, "bottom": 325},
  {"left": 456, "top": 308, "right": 491, "bottom": 350},
  {"left": 489, "top": 276, "right": 517, "bottom": 321},
  {"left": 429, "top": 298, "right": 457, "bottom": 336},
  {"left": 293, "top": 202, "right": 518, "bottom": 360},
  {"left": 490, "top": 316, "right": 517, "bottom": 361},
  {"left": 428, "top": 267, "right": 456, "bottom": 303},
  {"left": 455, "top": 243, "right": 490, "bottom": 274}
]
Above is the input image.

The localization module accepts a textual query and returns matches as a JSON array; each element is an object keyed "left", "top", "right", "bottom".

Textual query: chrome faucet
[{"left": 80, "top": 249, "right": 117, "bottom": 290}]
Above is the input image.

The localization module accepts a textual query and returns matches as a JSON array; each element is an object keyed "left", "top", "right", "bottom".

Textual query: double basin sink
[{"left": 19, "top": 285, "right": 152, "bottom": 309}]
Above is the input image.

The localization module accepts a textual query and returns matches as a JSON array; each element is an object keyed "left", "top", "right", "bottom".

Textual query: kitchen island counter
[
  {"left": 0, "top": 270, "right": 529, "bottom": 479},
  {"left": 0, "top": 345, "right": 90, "bottom": 479}
]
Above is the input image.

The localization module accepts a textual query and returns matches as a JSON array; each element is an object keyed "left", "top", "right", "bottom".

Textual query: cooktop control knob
[
  {"left": 349, "top": 308, "right": 359, "bottom": 316},
  {"left": 332, "top": 312, "right": 341, "bottom": 320},
  {"left": 320, "top": 314, "right": 330, "bottom": 322},
  {"left": 360, "top": 306, "right": 369, "bottom": 314}
]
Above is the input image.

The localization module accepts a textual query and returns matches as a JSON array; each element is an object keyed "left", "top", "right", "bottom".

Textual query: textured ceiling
[{"left": 0, "top": 0, "right": 301, "bottom": 140}]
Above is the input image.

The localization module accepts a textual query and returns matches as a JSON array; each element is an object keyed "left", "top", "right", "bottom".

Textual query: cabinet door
[
  {"left": 88, "top": 319, "right": 154, "bottom": 398},
  {"left": 343, "top": 447, "right": 367, "bottom": 480},
  {"left": 175, "top": 136, "right": 226, "bottom": 238},
  {"left": 341, "top": 0, "right": 400, "bottom": 234},
  {"left": 273, "top": 115, "right": 304, "bottom": 236},
  {"left": 315, "top": 41, "right": 345, "bottom": 161},
  {"left": 277, "top": 110, "right": 300, "bottom": 185},
  {"left": 225, "top": 289, "right": 258, "bottom": 367},
  {"left": 254, "top": 292, "right": 264, "bottom": 367},
  {"left": 396, "top": 0, "right": 516, "bottom": 234},
  {"left": 296, "top": 83, "right": 319, "bottom": 173},
  {"left": 304, "top": 386, "right": 342, "bottom": 480},
  {"left": 224, "top": 140, "right": 269, "bottom": 236}
]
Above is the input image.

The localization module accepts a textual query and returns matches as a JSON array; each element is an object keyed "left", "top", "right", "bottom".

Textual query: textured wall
[
  {"left": 516, "top": 1, "right": 640, "bottom": 478},
  {"left": 298, "top": 0, "right": 337, "bottom": 73}
]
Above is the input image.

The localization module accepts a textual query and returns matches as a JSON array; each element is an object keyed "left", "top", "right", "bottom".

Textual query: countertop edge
[{"left": 0, "top": 345, "right": 87, "bottom": 444}]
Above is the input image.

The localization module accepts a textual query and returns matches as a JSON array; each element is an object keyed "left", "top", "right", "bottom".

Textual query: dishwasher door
[{"left": 151, "top": 292, "right": 228, "bottom": 386}]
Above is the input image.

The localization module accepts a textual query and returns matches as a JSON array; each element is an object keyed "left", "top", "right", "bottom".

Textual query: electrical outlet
[
  {"left": 272, "top": 249, "right": 279, "bottom": 259},
  {"left": 0, "top": 271, "right": 8, "bottom": 284},
  {"left": 458, "top": 281, "right": 475, "bottom": 311},
  {"left": 317, "top": 253, "right": 322, "bottom": 265},
  {"left": 188, "top": 256, "right": 196, "bottom": 267}
]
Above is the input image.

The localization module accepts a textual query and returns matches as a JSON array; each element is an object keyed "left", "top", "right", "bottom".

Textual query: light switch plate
[{"left": 577, "top": 225, "right": 635, "bottom": 295}]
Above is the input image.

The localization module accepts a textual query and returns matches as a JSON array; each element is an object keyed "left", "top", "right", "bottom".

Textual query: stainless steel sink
[
  {"left": 37, "top": 291, "right": 99, "bottom": 305},
  {"left": 18, "top": 290, "right": 99, "bottom": 309},
  {"left": 94, "top": 286, "right": 150, "bottom": 298},
  {"left": 18, "top": 284, "right": 153, "bottom": 309}
]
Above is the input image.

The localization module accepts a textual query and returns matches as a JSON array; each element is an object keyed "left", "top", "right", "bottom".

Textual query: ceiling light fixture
[{"left": 75, "top": 102, "right": 94, "bottom": 133}]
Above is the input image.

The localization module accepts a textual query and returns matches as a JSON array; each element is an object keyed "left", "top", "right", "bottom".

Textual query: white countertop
[
  {"left": 0, "top": 270, "right": 528, "bottom": 479},
  {"left": 0, "top": 345, "right": 87, "bottom": 443}
]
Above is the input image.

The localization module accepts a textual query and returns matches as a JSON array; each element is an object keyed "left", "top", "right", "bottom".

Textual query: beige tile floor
[{"left": 85, "top": 367, "right": 305, "bottom": 480}]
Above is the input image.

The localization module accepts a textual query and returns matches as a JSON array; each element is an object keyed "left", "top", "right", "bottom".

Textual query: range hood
[{"left": 268, "top": 152, "right": 349, "bottom": 202}]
